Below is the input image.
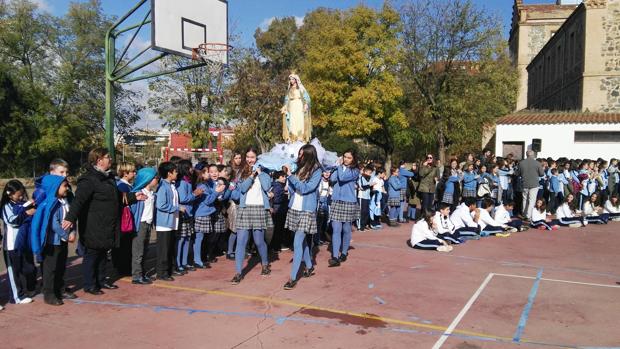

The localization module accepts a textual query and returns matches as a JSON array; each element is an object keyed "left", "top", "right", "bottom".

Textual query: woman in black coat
[{"left": 63, "top": 148, "right": 144, "bottom": 294}]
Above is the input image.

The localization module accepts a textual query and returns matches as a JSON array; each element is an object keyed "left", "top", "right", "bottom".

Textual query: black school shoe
[
  {"left": 339, "top": 254, "right": 348, "bottom": 263},
  {"left": 101, "top": 282, "right": 119, "bottom": 290},
  {"left": 231, "top": 274, "right": 243, "bottom": 285},
  {"left": 283, "top": 279, "right": 298, "bottom": 290},
  {"left": 328, "top": 258, "right": 341, "bottom": 267},
  {"left": 61, "top": 290, "right": 78, "bottom": 299},
  {"left": 261, "top": 265, "right": 271, "bottom": 276},
  {"left": 84, "top": 288, "right": 104, "bottom": 296},
  {"left": 132, "top": 277, "right": 153, "bottom": 285},
  {"left": 303, "top": 267, "right": 315, "bottom": 278},
  {"left": 44, "top": 296, "right": 64, "bottom": 306}
]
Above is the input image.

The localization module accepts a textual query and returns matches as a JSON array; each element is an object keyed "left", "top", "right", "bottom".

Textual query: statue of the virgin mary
[{"left": 281, "top": 73, "right": 311, "bottom": 142}]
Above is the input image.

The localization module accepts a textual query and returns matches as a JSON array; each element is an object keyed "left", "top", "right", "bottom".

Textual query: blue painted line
[{"left": 513, "top": 268, "right": 544, "bottom": 342}]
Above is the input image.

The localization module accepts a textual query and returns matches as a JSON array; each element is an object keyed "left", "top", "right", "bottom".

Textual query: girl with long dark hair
[
  {"left": 282, "top": 144, "right": 323, "bottom": 289},
  {"left": 231, "top": 147, "right": 274, "bottom": 284}
]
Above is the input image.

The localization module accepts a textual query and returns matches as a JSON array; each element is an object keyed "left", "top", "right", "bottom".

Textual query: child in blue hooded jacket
[{"left": 31, "top": 175, "right": 76, "bottom": 306}]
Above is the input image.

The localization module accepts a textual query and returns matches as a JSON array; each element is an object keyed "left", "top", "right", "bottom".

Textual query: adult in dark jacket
[
  {"left": 63, "top": 148, "right": 144, "bottom": 295},
  {"left": 518, "top": 150, "right": 545, "bottom": 220},
  {"left": 418, "top": 154, "right": 439, "bottom": 213}
]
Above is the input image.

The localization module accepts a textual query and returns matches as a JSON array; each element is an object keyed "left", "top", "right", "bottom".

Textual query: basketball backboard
[{"left": 151, "top": 0, "right": 228, "bottom": 64}]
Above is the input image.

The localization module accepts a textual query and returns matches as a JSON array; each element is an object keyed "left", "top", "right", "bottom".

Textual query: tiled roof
[{"left": 497, "top": 112, "right": 620, "bottom": 125}]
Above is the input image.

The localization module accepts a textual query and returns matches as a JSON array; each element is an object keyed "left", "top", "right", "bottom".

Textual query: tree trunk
[
  {"left": 437, "top": 128, "right": 446, "bottom": 165},
  {"left": 384, "top": 148, "right": 392, "bottom": 171},
  {"left": 254, "top": 127, "right": 269, "bottom": 154}
]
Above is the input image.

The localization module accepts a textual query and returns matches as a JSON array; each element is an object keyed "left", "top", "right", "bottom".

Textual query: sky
[{"left": 34, "top": 0, "right": 561, "bottom": 129}]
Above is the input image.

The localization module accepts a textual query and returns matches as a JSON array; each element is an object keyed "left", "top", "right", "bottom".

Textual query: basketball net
[{"left": 192, "top": 43, "right": 231, "bottom": 65}]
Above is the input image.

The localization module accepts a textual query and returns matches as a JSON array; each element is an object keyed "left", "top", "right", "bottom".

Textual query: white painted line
[
  {"left": 494, "top": 273, "right": 620, "bottom": 289},
  {"left": 431, "top": 273, "right": 495, "bottom": 349}
]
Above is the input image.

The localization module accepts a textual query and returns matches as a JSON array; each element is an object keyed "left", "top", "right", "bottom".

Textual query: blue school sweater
[
  {"left": 387, "top": 176, "right": 402, "bottom": 199},
  {"left": 330, "top": 166, "right": 360, "bottom": 203},
  {"left": 154, "top": 180, "right": 179, "bottom": 230},
  {"left": 288, "top": 168, "right": 323, "bottom": 212}
]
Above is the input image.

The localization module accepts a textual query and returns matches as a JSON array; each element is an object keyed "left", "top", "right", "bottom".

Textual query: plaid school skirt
[
  {"left": 442, "top": 191, "right": 454, "bottom": 205},
  {"left": 236, "top": 205, "right": 273, "bottom": 231},
  {"left": 212, "top": 210, "right": 227, "bottom": 234},
  {"left": 178, "top": 216, "right": 195, "bottom": 237},
  {"left": 462, "top": 188, "right": 476, "bottom": 198},
  {"left": 194, "top": 215, "right": 214, "bottom": 234},
  {"left": 330, "top": 200, "right": 360, "bottom": 222},
  {"left": 285, "top": 209, "right": 318, "bottom": 235},
  {"left": 400, "top": 188, "right": 407, "bottom": 202},
  {"left": 387, "top": 197, "right": 401, "bottom": 207}
]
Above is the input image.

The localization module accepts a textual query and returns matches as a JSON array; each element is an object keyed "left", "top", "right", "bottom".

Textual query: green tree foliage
[
  {"left": 401, "top": 0, "right": 518, "bottom": 162},
  {"left": 0, "top": 0, "right": 142, "bottom": 176},
  {"left": 254, "top": 17, "right": 300, "bottom": 73},
  {"left": 298, "top": 4, "right": 409, "bottom": 168},
  {"left": 148, "top": 56, "right": 228, "bottom": 148},
  {"left": 225, "top": 49, "right": 282, "bottom": 153}
]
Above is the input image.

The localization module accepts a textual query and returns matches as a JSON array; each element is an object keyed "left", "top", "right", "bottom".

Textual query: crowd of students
[{"left": 2, "top": 146, "right": 620, "bottom": 309}]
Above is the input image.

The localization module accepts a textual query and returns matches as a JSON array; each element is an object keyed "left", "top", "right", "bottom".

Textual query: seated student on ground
[
  {"left": 582, "top": 192, "right": 609, "bottom": 224},
  {"left": 477, "top": 198, "right": 513, "bottom": 237},
  {"left": 494, "top": 200, "right": 526, "bottom": 231},
  {"left": 432, "top": 203, "right": 462, "bottom": 244},
  {"left": 555, "top": 193, "right": 586, "bottom": 227},
  {"left": 604, "top": 193, "right": 620, "bottom": 221},
  {"left": 449, "top": 198, "right": 481, "bottom": 239},
  {"left": 407, "top": 210, "right": 452, "bottom": 252},
  {"left": 530, "top": 199, "right": 560, "bottom": 231}
]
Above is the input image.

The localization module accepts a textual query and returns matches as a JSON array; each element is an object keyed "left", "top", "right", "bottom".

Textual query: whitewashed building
[{"left": 495, "top": 112, "right": 620, "bottom": 160}]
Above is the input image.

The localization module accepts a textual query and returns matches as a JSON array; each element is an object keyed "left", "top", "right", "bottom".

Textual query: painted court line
[
  {"left": 431, "top": 273, "right": 495, "bottom": 349},
  {"left": 125, "top": 278, "right": 512, "bottom": 341},
  {"left": 494, "top": 273, "right": 620, "bottom": 289},
  {"left": 513, "top": 268, "right": 543, "bottom": 342}
]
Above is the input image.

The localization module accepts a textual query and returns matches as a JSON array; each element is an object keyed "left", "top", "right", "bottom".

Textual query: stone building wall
[{"left": 600, "top": 0, "right": 620, "bottom": 111}]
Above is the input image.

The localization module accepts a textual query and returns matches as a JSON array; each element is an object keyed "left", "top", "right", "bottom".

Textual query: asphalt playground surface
[{"left": 1, "top": 221, "right": 620, "bottom": 349}]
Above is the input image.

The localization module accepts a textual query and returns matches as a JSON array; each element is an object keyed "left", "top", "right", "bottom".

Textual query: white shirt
[
  {"left": 410, "top": 220, "right": 438, "bottom": 246},
  {"left": 531, "top": 208, "right": 547, "bottom": 222},
  {"left": 450, "top": 203, "right": 478, "bottom": 229},
  {"left": 319, "top": 180, "right": 331, "bottom": 198},
  {"left": 555, "top": 203, "right": 575, "bottom": 220},
  {"left": 476, "top": 209, "right": 502, "bottom": 230},
  {"left": 604, "top": 200, "right": 620, "bottom": 214},
  {"left": 433, "top": 212, "right": 455, "bottom": 234},
  {"left": 582, "top": 202, "right": 599, "bottom": 216},
  {"left": 246, "top": 178, "right": 263, "bottom": 206},
  {"left": 291, "top": 192, "right": 303, "bottom": 211},
  {"left": 141, "top": 188, "right": 155, "bottom": 224},
  {"left": 372, "top": 178, "right": 384, "bottom": 192},
  {"left": 493, "top": 205, "right": 512, "bottom": 225}
]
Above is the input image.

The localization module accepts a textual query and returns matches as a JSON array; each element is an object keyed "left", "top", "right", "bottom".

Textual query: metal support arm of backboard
[{"left": 104, "top": 0, "right": 208, "bottom": 160}]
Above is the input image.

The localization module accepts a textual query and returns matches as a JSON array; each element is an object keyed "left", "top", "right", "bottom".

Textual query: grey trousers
[
  {"left": 132, "top": 222, "right": 152, "bottom": 279},
  {"left": 522, "top": 188, "right": 539, "bottom": 220}
]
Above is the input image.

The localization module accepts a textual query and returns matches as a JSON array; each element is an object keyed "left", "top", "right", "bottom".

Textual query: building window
[{"left": 574, "top": 131, "right": 620, "bottom": 143}]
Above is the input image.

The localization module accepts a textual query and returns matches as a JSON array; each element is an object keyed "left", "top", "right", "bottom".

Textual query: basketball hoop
[{"left": 192, "top": 42, "right": 232, "bottom": 64}]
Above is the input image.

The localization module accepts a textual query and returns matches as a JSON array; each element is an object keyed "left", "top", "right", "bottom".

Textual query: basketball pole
[{"left": 104, "top": 0, "right": 208, "bottom": 161}]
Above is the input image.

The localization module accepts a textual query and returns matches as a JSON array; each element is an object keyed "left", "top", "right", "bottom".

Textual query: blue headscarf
[
  {"left": 132, "top": 168, "right": 157, "bottom": 193},
  {"left": 30, "top": 175, "right": 66, "bottom": 259}
]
